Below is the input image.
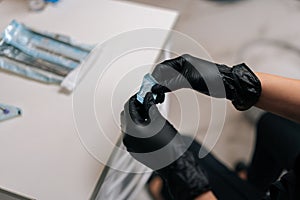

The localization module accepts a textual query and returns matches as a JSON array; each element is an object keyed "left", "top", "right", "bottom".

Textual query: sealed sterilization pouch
[
  {"left": 137, "top": 73, "right": 158, "bottom": 104},
  {"left": 0, "top": 20, "right": 94, "bottom": 87},
  {"left": 0, "top": 103, "right": 22, "bottom": 122},
  {"left": 0, "top": 55, "right": 63, "bottom": 83},
  {"left": 0, "top": 42, "right": 71, "bottom": 77},
  {"left": 2, "top": 20, "right": 91, "bottom": 69}
]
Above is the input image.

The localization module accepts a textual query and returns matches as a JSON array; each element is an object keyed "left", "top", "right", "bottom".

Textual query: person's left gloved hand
[
  {"left": 121, "top": 93, "right": 211, "bottom": 200},
  {"left": 151, "top": 54, "right": 261, "bottom": 111}
]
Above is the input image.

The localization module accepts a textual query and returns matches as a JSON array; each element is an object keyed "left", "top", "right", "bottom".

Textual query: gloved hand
[
  {"left": 121, "top": 93, "right": 211, "bottom": 200},
  {"left": 151, "top": 54, "right": 261, "bottom": 111}
]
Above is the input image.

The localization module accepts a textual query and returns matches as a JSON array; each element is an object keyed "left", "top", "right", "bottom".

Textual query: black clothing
[
  {"left": 150, "top": 113, "right": 300, "bottom": 200},
  {"left": 248, "top": 113, "right": 300, "bottom": 195}
]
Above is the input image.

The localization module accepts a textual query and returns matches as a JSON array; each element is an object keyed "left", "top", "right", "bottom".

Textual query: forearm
[
  {"left": 255, "top": 72, "right": 300, "bottom": 123},
  {"left": 194, "top": 191, "right": 217, "bottom": 200}
]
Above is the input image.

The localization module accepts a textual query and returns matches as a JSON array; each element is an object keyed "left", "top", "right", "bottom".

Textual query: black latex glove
[
  {"left": 151, "top": 54, "right": 261, "bottom": 111},
  {"left": 121, "top": 93, "right": 211, "bottom": 200}
]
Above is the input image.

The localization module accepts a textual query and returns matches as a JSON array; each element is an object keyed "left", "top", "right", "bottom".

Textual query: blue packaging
[
  {"left": 0, "top": 103, "right": 22, "bottom": 122},
  {"left": 2, "top": 20, "right": 91, "bottom": 70},
  {"left": 137, "top": 73, "right": 158, "bottom": 104},
  {"left": 0, "top": 20, "right": 93, "bottom": 84}
]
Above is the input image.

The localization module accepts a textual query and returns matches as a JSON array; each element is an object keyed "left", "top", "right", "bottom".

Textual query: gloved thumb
[
  {"left": 151, "top": 84, "right": 171, "bottom": 95},
  {"left": 151, "top": 73, "right": 190, "bottom": 94},
  {"left": 143, "top": 92, "right": 165, "bottom": 124}
]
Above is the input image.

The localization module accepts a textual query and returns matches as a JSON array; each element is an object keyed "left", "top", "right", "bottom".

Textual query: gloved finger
[
  {"left": 127, "top": 94, "right": 145, "bottom": 124},
  {"left": 152, "top": 56, "right": 186, "bottom": 81},
  {"left": 143, "top": 92, "right": 166, "bottom": 125},
  {"left": 155, "top": 92, "right": 165, "bottom": 104},
  {"left": 152, "top": 74, "right": 189, "bottom": 94},
  {"left": 143, "top": 92, "right": 156, "bottom": 112},
  {"left": 151, "top": 84, "right": 171, "bottom": 95}
]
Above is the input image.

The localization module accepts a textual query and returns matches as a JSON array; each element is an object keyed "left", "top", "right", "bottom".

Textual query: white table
[{"left": 0, "top": 1, "right": 178, "bottom": 199}]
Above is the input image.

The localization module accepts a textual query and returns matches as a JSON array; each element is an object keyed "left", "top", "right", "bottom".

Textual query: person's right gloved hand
[
  {"left": 151, "top": 54, "right": 261, "bottom": 111},
  {"left": 121, "top": 93, "right": 211, "bottom": 200}
]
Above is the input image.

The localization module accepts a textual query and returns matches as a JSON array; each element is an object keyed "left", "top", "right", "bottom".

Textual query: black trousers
[
  {"left": 157, "top": 113, "right": 300, "bottom": 200},
  {"left": 181, "top": 137, "right": 262, "bottom": 200},
  {"left": 248, "top": 113, "right": 300, "bottom": 193}
]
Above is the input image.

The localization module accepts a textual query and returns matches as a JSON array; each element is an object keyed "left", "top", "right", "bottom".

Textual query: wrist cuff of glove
[
  {"left": 231, "top": 63, "right": 261, "bottom": 111},
  {"left": 157, "top": 151, "right": 211, "bottom": 200}
]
